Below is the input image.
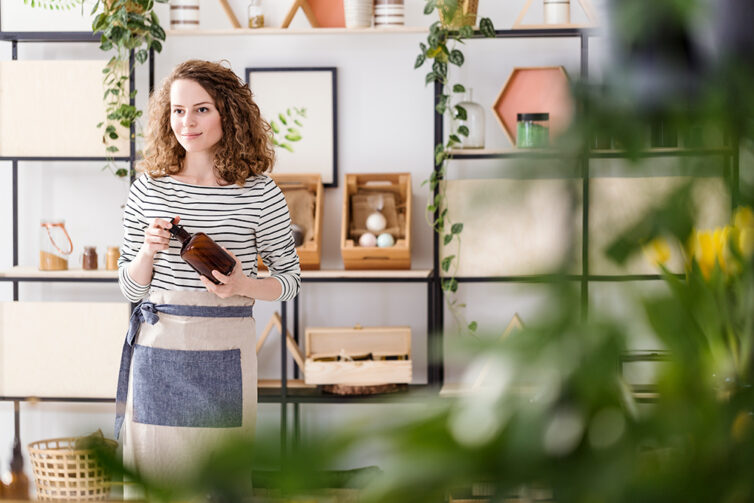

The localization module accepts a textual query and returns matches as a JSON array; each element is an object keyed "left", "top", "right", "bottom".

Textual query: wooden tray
[
  {"left": 304, "top": 325, "right": 412, "bottom": 386},
  {"left": 492, "top": 66, "right": 573, "bottom": 146},
  {"left": 341, "top": 173, "right": 412, "bottom": 270}
]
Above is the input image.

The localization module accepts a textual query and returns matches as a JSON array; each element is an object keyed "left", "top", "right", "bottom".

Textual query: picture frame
[{"left": 245, "top": 67, "right": 338, "bottom": 187}]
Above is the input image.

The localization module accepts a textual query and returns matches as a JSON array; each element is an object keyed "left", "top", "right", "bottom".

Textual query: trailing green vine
[
  {"left": 92, "top": 0, "right": 168, "bottom": 177},
  {"left": 415, "top": 0, "right": 495, "bottom": 336}
]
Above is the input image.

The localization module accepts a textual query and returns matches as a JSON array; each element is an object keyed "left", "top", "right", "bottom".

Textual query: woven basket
[{"left": 28, "top": 437, "right": 118, "bottom": 501}]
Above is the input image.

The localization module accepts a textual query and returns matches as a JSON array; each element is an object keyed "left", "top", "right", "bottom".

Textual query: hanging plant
[
  {"left": 415, "top": 0, "right": 495, "bottom": 336},
  {"left": 92, "top": 0, "right": 168, "bottom": 177}
]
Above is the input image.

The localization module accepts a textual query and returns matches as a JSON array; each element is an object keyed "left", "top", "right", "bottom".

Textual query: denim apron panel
[{"left": 119, "top": 290, "right": 256, "bottom": 492}]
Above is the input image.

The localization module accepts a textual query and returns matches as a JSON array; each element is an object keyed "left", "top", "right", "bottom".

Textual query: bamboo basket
[
  {"left": 28, "top": 437, "right": 118, "bottom": 501},
  {"left": 438, "top": 0, "right": 478, "bottom": 27}
]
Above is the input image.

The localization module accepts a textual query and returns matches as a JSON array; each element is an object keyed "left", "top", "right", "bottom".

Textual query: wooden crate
[
  {"left": 259, "top": 173, "right": 323, "bottom": 270},
  {"left": 340, "top": 173, "right": 412, "bottom": 270},
  {"left": 304, "top": 326, "right": 412, "bottom": 386}
]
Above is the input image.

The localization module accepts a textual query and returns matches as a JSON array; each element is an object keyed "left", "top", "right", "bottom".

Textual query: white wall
[{"left": 0, "top": 0, "right": 622, "bottom": 481}]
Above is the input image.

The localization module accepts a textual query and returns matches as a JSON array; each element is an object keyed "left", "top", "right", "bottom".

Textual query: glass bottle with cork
[
  {"left": 248, "top": 0, "right": 264, "bottom": 28},
  {"left": 168, "top": 218, "right": 235, "bottom": 284}
]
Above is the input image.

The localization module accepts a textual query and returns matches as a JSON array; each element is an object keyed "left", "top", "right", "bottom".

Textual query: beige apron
[{"left": 119, "top": 290, "right": 256, "bottom": 494}]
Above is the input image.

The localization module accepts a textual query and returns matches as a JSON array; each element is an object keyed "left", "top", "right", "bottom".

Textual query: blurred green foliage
[{"left": 96, "top": 0, "right": 754, "bottom": 501}]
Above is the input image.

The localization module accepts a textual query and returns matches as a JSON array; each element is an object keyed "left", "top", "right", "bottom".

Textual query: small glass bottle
[
  {"left": 248, "top": 0, "right": 264, "bottom": 28},
  {"left": 4, "top": 437, "right": 30, "bottom": 500},
  {"left": 517, "top": 113, "right": 550, "bottom": 148},
  {"left": 168, "top": 218, "right": 235, "bottom": 284},
  {"left": 106, "top": 246, "right": 121, "bottom": 271},
  {"left": 82, "top": 246, "right": 98, "bottom": 270},
  {"left": 452, "top": 88, "right": 485, "bottom": 149}
]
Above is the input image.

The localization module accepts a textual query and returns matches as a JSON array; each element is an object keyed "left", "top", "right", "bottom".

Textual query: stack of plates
[
  {"left": 374, "top": 0, "right": 404, "bottom": 27},
  {"left": 344, "top": 0, "right": 373, "bottom": 28}
]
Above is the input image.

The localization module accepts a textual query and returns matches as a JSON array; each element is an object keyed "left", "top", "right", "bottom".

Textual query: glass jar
[
  {"left": 82, "top": 246, "right": 98, "bottom": 271},
  {"left": 106, "top": 246, "right": 121, "bottom": 271},
  {"left": 248, "top": 0, "right": 264, "bottom": 28},
  {"left": 517, "top": 113, "right": 550, "bottom": 148},
  {"left": 451, "top": 88, "right": 485, "bottom": 149},
  {"left": 39, "top": 220, "right": 73, "bottom": 271}
]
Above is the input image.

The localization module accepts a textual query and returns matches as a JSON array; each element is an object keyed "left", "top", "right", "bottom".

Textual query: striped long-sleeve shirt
[{"left": 117, "top": 173, "right": 301, "bottom": 303}]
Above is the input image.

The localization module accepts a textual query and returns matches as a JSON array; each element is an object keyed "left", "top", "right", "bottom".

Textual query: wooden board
[
  {"left": 0, "top": 61, "right": 130, "bottom": 157},
  {"left": 589, "top": 176, "right": 729, "bottom": 275},
  {"left": 441, "top": 179, "right": 582, "bottom": 277},
  {"left": 341, "top": 173, "right": 412, "bottom": 270},
  {"left": 492, "top": 66, "right": 573, "bottom": 146},
  {"left": 259, "top": 173, "right": 323, "bottom": 270},
  {"left": 0, "top": 302, "right": 129, "bottom": 398}
]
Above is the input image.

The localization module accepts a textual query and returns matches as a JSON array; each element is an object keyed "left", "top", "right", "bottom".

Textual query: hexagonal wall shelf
[{"left": 492, "top": 66, "right": 574, "bottom": 146}]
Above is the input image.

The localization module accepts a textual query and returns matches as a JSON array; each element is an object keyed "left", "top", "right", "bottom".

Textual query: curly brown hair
[{"left": 140, "top": 59, "right": 275, "bottom": 186}]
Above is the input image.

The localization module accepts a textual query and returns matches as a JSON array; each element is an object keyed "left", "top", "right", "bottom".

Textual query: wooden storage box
[
  {"left": 341, "top": 173, "right": 412, "bottom": 270},
  {"left": 304, "top": 326, "right": 412, "bottom": 386},
  {"left": 259, "top": 173, "right": 323, "bottom": 270}
]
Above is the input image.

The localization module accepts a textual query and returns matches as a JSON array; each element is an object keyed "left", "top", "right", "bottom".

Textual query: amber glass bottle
[
  {"left": 4, "top": 438, "right": 30, "bottom": 500},
  {"left": 168, "top": 218, "right": 235, "bottom": 284}
]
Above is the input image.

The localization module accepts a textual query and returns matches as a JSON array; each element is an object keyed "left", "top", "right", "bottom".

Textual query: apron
[{"left": 115, "top": 290, "right": 256, "bottom": 493}]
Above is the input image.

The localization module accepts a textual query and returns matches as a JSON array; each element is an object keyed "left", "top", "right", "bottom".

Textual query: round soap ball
[
  {"left": 366, "top": 211, "right": 387, "bottom": 233},
  {"left": 377, "top": 233, "right": 395, "bottom": 248},
  {"left": 359, "top": 232, "right": 377, "bottom": 247}
]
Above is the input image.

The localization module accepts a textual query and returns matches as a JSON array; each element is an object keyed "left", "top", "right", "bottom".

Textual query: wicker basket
[{"left": 28, "top": 437, "right": 118, "bottom": 501}]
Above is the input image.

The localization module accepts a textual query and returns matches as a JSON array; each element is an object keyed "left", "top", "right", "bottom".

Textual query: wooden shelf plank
[
  {"left": 1, "top": 266, "right": 432, "bottom": 281},
  {"left": 166, "top": 27, "right": 428, "bottom": 37},
  {"left": 258, "top": 379, "right": 315, "bottom": 389},
  {"left": 0, "top": 266, "right": 118, "bottom": 279}
]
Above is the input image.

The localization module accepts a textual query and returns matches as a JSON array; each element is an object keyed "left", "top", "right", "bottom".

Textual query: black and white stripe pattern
[{"left": 118, "top": 173, "right": 301, "bottom": 303}]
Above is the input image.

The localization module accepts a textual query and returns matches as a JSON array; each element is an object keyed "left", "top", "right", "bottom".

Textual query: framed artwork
[{"left": 246, "top": 67, "right": 338, "bottom": 187}]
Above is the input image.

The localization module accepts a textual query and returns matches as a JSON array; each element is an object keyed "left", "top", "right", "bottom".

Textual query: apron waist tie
[{"left": 115, "top": 300, "right": 254, "bottom": 439}]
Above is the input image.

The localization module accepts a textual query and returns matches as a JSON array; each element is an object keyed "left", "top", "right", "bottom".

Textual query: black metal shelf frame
[{"left": 430, "top": 27, "right": 739, "bottom": 399}]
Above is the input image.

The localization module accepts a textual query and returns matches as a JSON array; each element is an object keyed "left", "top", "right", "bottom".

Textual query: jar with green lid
[{"left": 517, "top": 113, "right": 550, "bottom": 148}]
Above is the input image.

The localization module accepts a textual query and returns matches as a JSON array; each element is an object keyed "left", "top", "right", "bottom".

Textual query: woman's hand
[
  {"left": 139, "top": 216, "right": 179, "bottom": 258},
  {"left": 200, "top": 248, "right": 249, "bottom": 299}
]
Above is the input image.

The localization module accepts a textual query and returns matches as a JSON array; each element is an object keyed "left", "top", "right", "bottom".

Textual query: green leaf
[
  {"left": 432, "top": 60, "right": 447, "bottom": 78},
  {"left": 423, "top": 0, "right": 437, "bottom": 15},
  {"left": 106, "top": 146, "right": 119, "bottom": 153},
  {"left": 452, "top": 84, "right": 465, "bottom": 93},
  {"left": 114, "top": 168, "right": 128, "bottom": 177},
  {"left": 278, "top": 113, "right": 288, "bottom": 125},
  {"left": 451, "top": 223, "right": 463, "bottom": 234},
  {"left": 441, "top": 255, "right": 455, "bottom": 272},
  {"left": 468, "top": 321, "right": 478, "bottom": 332},
  {"left": 480, "top": 17, "right": 495, "bottom": 37},
  {"left": 109, "top": 132, "right": 119, "bottom": 140},
  {"left": 459, "top": 25, "right": 474, "bottom": 38},
  {"left": 427, "top": 204, "right": 437, "bottom": 212},
  {"left": 448, "top": 49, "right": 464, "bottom": 66},
  {"left": 435, "top": 150, "right": 446, "bottom": 166},
  {"left": 425, "top": 72, "right": 439, "bottom": 85},
  {"left": 414, "top": 53, "right": 426, "bottom": 69},
  {"left": 135, "top": 49, "right": 148, "bottom": 64},
  {"left": 455, "top": 105, "right": 467, "bottom": 121},
  {"left": 449, "top": 278, "right": 458, "bottom": 292},
  {"left": 458, "top": 125, "right": 469, "bottom": 137},
  {"left": 449, "top": 134, "right": 461, "bottom": 143},
  {"left": 270, "top": 121, "right": 279, "bottom": 134},
  {"left": 280, "top": 143, "right": 294, "bottom": 153},
  {"left": 444, "top": 234, "right": 453, "bottom": 245}
]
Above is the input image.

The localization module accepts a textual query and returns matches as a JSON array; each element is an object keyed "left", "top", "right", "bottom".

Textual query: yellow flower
[
  {"left": 733, "top": 206, "right": 754, "bottom": 231},
  {"left": 740, "top": 228, "right": 754, "bottom": 258},
  {"left": 643, "top": 237, "right": 671, "bottom": 267},
  {"left": 689, "top": 227, "right": 731, "bottom": 279}
]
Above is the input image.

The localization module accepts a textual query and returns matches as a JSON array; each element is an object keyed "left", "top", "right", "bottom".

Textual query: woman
[{"left": 115, "top": 59, "right": 301, "bottom": 488}]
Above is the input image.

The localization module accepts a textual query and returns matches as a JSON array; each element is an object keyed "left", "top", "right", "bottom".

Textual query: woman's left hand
[{"left": 200, "top": 248, "right": 248, "bottom": 298}]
